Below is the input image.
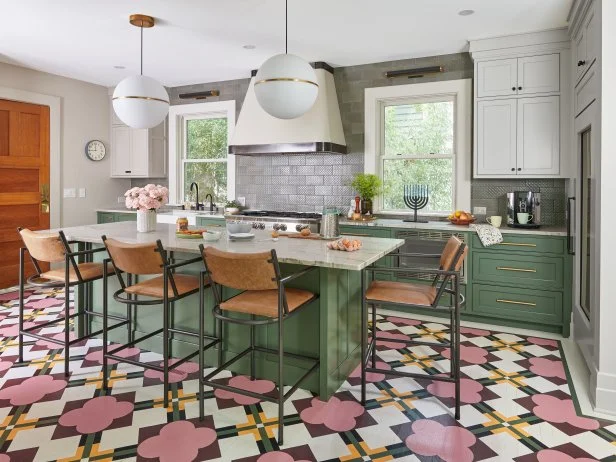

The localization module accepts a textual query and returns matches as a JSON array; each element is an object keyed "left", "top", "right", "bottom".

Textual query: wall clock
[{"left": 85, "top": 140, "right": 106, "bottom": 161}]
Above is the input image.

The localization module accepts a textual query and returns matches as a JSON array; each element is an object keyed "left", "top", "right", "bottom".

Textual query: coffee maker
[{"left": 506, "top": 191, "right": 541, "bottom": 228}]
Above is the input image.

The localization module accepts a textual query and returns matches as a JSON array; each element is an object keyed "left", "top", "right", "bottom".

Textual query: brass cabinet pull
[
  {"left": 496, "top": 298, "right": 537, "bottom": 307},
  {"left": 41, "top": 183, "right": 50, "bottom": 214},
  {"left": 499, "top": 242, "right": 537, "bottom": 247},
  {"left": 496, "top": 266, "right": 537, "bottom": 273}
]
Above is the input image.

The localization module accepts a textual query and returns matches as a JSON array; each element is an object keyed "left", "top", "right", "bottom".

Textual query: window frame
[
  {"left": 168, "top": 101, "right": 235, "bottom": 205},
  {"left": 364, "top": 79, "right": 471, "bottom": 216},
  {"left": 380, "top": 95, "right": 456, "bottom": 214}
]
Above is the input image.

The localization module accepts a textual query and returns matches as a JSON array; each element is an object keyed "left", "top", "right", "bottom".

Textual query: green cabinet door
[
  {"left": 115, "top": 213, "right": 137, "bottom": 222},
  {"left": 196, "top": 217, "right": 226, "bottom": 228},
  {"left": 97, "top": 212, "right": 115, "bottom": 224}
]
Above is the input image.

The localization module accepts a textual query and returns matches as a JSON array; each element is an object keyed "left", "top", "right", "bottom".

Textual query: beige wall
[{"left": 0, "top": 62, "right": 130, "bottom": 227}]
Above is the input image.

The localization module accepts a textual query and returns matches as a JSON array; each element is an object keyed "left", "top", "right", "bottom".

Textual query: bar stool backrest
[
  {"left": 103, "top": 238, "right": 164, "bottom": 275},
  {"left": 19, "top": 229, "right": 67, "bottom": 263},
  {"left": 440, "top": 236, "right": 467, "bottom": 272},
  {"left": 202, "top": 246, "right": 279, "bottom": 291}
]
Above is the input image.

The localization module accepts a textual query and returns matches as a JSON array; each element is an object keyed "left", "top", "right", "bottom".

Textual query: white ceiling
[{"left": 1, "top": 0, "right": 572, "bottom": 88}]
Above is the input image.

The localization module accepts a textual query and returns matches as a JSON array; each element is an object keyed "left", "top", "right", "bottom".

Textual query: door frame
[
  {"left": 572, "top": 101, "right": 599, "bottom": 373},
  {"left": 0, "top": 86, "right": 61, "bottom": 228}
]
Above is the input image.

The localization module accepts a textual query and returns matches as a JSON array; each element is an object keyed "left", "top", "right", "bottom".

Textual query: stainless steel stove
[{"left": 226, "top": 210, "right": 321, "bottom": 233}]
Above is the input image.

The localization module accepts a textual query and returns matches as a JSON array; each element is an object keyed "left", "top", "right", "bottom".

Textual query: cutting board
[{"left": 278, "top": 232, "right": 322, "bottom": 240}]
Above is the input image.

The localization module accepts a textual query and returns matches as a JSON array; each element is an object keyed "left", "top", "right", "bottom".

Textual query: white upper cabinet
[
  {"left": 476, "top": 99, "right": 517, "bottom": 175},
  {"left": 109, "top": 98, "right": 167, "bottom": 179},
  {"left": 477, "top": 59, "right": 518, "bottom": 98},
  {"left": 517, "top": 96, "right": 560, "bottom": 175},
  {"left": 517, "top": 54, "right": 560, "bottom": 95},
  {"left": 574, "top": 3, "right": 597, "bottom": 83},
  {"left": 477, "top": 54, "right": 559, "bottom": 98}
]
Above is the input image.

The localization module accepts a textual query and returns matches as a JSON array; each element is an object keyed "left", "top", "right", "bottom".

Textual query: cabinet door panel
[
  {"left": 476, "top": 99, "right": 517, "bottom": 176},
  {"left": 517, "top": 96, "right": 559, "bottom": 175},
  {"left": 477, "top": 59, "right": 518, "bottom": 98},
  {"left": 584, "top": 7, "right": 598, "bottom": 70},
  {"left": 129, "top": 129, "right": 149, "bottom": 176},
  {"left": 517, "top": 54, "right": 559, "bottom": 95},
  {"left": 111, "top": 125, "right": 131, "bottom": 176}
]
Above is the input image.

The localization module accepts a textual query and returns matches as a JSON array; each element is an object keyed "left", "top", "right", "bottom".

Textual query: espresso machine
[{"left": 506, "top": 191, "right": 541, "bottom": 228}]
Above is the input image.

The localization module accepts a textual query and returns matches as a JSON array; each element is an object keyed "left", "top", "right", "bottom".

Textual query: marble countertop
[
  {"left": 52, "top": 222, "right": 404, "bottom": 271},
  {"left": 97, "top": 208, "right": 227, "bottom": 219},
  {"left": 340, "top": 218, "right": 567, "bottom": 237}
]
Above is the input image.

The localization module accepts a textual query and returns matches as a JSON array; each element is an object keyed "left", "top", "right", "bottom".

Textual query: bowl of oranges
[{"left": 448, "top": 210, "right": 476, "bottom": 226}]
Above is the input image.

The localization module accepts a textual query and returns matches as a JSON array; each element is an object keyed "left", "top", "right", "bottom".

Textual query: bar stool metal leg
[
  {"left": 199, "top": 275, "right": 205, "bottom": 421},
  {"left": 454, "top": 274, "right": 461, "bottom": 419},
  {"left": 64, "top": 259, "right": 70, "bottom": 377},
  {"left": 217, "top": 317, "right": 223, "bottom": 367},
  {"left": 18, "top": 248, "right": 25, "bottom": 364},
  {"left": 371, "top": 303, "right": 378, "bottom": 368},
  {"left": 163, "top": 271, "right": 170, "bottom": 409},
  {"left": 360, "top": 269, "right": 367, "bottom": 405},
  {"left": 277, "top": 299, "right": 285, "bottom": 446},
  {"left": 250, "top": 317, "right": 256, "bottom": 380},
  {"left": 102, "top": 261, "right": 109, "bottom": 392}
]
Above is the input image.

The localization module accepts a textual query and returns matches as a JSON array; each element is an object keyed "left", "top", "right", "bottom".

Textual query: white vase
[{"left": 137, "top": 209, "right": 156, "bottom": 232}]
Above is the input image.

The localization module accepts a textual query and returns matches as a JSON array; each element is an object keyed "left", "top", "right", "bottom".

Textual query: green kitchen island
[{"left": 54, "top": 221, "right": 404, "bottom": 399}]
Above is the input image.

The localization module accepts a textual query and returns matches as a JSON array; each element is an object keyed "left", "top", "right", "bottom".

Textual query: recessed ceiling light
[
  {"left": 458, "top": 9, "right": 475, "bottom": 16},
  {"left": 243, "top": 44, "right": 256, "bottom": 50},
  {"left": 113, "top": 65, "right": 126, "bottom": 69}
]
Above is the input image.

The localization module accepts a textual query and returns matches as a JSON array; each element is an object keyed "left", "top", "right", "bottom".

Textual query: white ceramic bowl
[
  {"left": 226, "top": 222, "right": 252, "bottom": 234},
  {"left": 202, "top": 231, "right": 222, "bottom": 242}
]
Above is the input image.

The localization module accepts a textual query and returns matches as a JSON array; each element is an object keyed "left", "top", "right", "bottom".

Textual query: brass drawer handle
[
  {"left": 499, "top": 242, "right": 537, "bottom": 247},
  {"left": 497, "top": 298, "right": 537, "bottom": 307},
  {"left": 496, "top": 266, "right": 537, "bottom": 273}
]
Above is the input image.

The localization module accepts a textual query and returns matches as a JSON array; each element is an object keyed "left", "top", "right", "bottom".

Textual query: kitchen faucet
[
  {"left": 189, "top": 182, "right": 203, "bottom": 211},
  {"left": 204, "top": 193, "right": 214, "bottom": 212}
]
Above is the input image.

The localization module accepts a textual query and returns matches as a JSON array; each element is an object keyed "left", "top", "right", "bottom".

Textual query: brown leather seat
[
  {"left": 40, "top": 262, "right": 115, "bottom": 283},
  {"left": 220, "top": 287, "right": 315, "bottom": 318},
  {"left": 124, "top": 274, "right": 200, "bottom": 298},
  {"left": 366, "top": 280, "right": 437, "bottom": 306}
]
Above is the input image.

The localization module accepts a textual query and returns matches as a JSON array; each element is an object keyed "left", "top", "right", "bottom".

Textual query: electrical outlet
[
  {"left": 78, "top": 188, "right": 86, "bottom": 198},
  {"left": 63, "top": 188, "right": 76, "bottom": 198},
  {"left": 237, "top": 196, "right": 246, "bottom": 207},
  {"left": 473, "top": 206, "right": 487, "bottom": 215}
]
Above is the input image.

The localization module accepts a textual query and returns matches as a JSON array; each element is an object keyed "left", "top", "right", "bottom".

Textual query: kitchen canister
[{"left": 320, "top": 207, "right": 340, "bottom": 239}]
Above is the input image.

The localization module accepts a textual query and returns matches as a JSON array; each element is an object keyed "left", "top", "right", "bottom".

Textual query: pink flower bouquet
[{"left": 125, "top": 184, "right": 169, "bottom": 211}]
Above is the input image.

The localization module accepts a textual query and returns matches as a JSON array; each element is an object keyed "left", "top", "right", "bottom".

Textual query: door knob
[
  {"left": 577, "top": 60, "right": 586, "bottom": 67},
  {"left": 512, "top": 87, "right": 516, "bottom": 91},
  {"left": 511, "top": 168, "right": 515, "bottom": 171},
  {"left": 518, "top": 86, "right": 522, "bottom": 90},
  {"left": 517, "top": 168, "right": 522, "bottom": 171}
]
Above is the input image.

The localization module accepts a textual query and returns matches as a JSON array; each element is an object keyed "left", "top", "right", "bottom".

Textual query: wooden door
[
  {"left": 0, "top": 99, "right": 50, "bottom": 288},
  {"left": 476, "top": 58, "right": 518, "bottom": 98},
  {"left": 517, "top": 96, "right": 560, "bottom": 175},
  {"left": 517, "top": 54, "right": 560, "bottom": 95},
  {"left": 475, "top": 99, "right": 517, "bottom": 176}
]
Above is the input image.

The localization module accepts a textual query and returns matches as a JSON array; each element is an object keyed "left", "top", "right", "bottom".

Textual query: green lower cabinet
[
  {"left": 96, "top": 212, "right": 136, "bottom": 224},
  {"left": 196, "top": 217, "right": 226, "bottom": 228},
  {"left": 472, "top": 283, "right": 563, "bottom": 327},
  {"left": 472, "top": 251, "right": 564, "bottom": 290}
]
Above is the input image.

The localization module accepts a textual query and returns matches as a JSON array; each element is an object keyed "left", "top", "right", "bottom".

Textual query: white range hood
[{"left": 229, "top": 62, "right": 346, "bottom": 155}]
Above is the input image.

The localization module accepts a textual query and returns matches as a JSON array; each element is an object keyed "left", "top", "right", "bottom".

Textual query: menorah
[{"left": 403, "top": 184, "right": 429, "bottom": 223}]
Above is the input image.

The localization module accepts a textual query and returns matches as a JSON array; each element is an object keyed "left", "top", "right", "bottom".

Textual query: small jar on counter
[{"left": 176, "top": 217, "right": 189, "bottom": 232}]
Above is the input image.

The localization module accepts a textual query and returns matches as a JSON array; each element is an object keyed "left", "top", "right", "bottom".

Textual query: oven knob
[
  {"left": 280, "top": 224, "right": 287, "bottom": 231},
  {"left": 273, "top": 223, "right": 280, "bottom": 231},
  {"left": 252, "top": 222, "right": 258, "bottom": 229},
  {"left": 259, "top": 222, "right": 266, "bottom": 230},
  {"left": 296, "top": 224, "right": 303, "bottom": 232}
]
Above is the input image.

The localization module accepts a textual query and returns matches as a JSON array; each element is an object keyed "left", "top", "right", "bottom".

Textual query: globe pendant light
[
  {"left": 254, "top": 0, "right": 318, "bottom": 120},
  {"left": 113, "top": 14, "right": 169, "bottom": 129}
]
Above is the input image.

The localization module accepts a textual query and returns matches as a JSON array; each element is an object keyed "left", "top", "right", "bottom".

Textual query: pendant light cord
[
  {"left": 285, "top": 0, "right": 288, "bottom": 54},
  {"left": 140, "top": 24, "right": 144, "bottom": 75}
]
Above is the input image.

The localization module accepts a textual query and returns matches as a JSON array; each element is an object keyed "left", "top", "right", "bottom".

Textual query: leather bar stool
[
  {"left": 199, "top": 245, "right": 319, "bottom": 445},
  {"left": 17, "top": 228, "right": 129, "bottom": 376},
  {"left": 101, "top": 236, "right": 219, "bottom": 408},
  {"left": 361, "top": 235, "right": 468, "bottom": 419}
]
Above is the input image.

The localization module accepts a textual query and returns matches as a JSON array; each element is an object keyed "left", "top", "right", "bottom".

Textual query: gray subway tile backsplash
[{"left": 133, "top": 52, "right": 566, "bottom": 226}]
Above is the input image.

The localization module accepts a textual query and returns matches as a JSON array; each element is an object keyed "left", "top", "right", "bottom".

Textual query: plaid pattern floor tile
[{"left": 0, "top": 287, "right": 614, "bottom": 462}]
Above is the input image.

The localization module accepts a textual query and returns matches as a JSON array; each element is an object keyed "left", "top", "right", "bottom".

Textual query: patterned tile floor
[{"left": 0, "top": 287, "right": 615, "bottom": 462}]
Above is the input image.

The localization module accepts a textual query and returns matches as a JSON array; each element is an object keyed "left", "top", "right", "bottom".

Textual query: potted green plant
[
  {"left": 350, "top": 173, "right": 382, "bottom": 215},
  {"left": 224, "top": 199, "right": 242, "bottom": 215}
]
